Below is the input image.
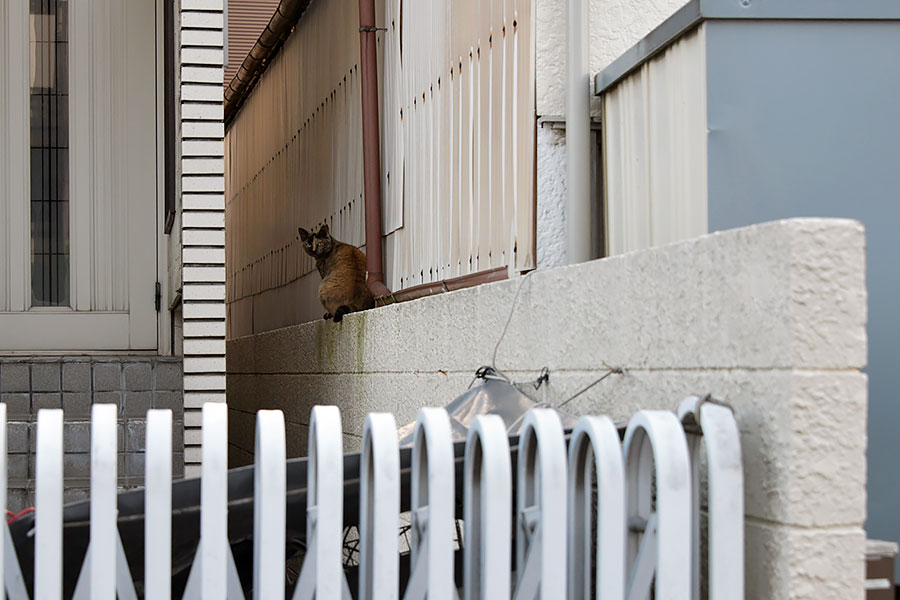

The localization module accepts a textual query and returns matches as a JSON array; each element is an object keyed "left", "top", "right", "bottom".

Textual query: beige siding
[
  {"left": 226, "top": 0, "right": 366, "bottom": 337},
  {"left": 225, "top": 0, "right": 536, "bottom": 337}
]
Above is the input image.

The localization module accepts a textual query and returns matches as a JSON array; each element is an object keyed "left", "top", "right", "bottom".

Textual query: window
[{"left": 29, "top": 0, "right": 69, "bottom": 307}]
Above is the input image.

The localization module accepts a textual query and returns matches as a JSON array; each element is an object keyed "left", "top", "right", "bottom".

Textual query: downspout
[
  {"left": 566, "top": 0, "right": 592, "bottom": 264},
  {"left": 359, "top": 0, "right": 391, "bottom": 298}
]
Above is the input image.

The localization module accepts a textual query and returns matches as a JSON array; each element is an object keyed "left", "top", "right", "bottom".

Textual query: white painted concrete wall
[
  {"left": 227, "top": 218, "right": 868, "bottom": 598},
  {"left": 535, "top": 0, "right": 690, "bottom": 117}
]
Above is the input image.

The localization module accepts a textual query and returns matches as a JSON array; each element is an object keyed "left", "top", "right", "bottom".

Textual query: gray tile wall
[{"left": 0, "top": 358, "right": 184, "bottom": 511}]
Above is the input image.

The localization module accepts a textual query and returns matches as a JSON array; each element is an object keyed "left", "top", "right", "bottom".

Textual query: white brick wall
[{"left": 180, "top": 0, "right": 226, "bottom": 477}]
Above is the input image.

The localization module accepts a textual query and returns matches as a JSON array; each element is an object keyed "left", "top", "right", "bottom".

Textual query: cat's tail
[{"left": 333, "top": 305, "right": 351, "bottom": 323}]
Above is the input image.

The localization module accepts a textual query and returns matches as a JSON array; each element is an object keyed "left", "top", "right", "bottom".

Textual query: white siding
[
  {"left": 381, "top": 0, "right": 536, "bottom": 288},
  {"left": 602, "top": 25, "right": 708, "bottom": 256},
  {"left": 180, "top": 0, "right": 226, "bottom": 477}
]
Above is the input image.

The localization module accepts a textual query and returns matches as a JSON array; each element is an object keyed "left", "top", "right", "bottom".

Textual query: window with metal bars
[{"left": 29, "top": 0, "right": 69, "bottom": 307}]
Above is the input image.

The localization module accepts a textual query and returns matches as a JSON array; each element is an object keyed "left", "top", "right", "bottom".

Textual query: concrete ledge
[{"left": 228, "top": 218, "right": 866, "bottom": 376}]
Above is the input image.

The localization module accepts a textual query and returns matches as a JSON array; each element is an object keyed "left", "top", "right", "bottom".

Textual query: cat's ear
[
  {"left": 317, "top": 223, "right": 330, "bottom": 238},
  {"left": 298, "top": 227, "right": 310, "bottom": 241}
]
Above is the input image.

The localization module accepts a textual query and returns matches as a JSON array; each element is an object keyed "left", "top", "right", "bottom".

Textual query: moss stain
[{"left": 355, "top": 311, "right": 367, "bottom": 371}]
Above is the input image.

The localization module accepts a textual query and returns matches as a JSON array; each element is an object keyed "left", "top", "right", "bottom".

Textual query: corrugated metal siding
[
  {"left": 602, "top": 24, "right": 708, "bottom": 256},
  {"left": 225, "top": 0, "right": 280, "bottom": 88},
  {"left": 381, "top": 0, "right": 536, "bottom": 289},
  {"left": 225, "top": 0, "right": 366, "bottom": 336},
  {"left": 225, "top": 0, "right": 536, "bottom": 337}
]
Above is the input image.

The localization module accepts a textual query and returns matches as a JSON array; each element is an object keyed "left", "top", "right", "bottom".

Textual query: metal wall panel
[
  {"left": 226, "top": 0, "right": 536, "bottom": 335},
  {"left": 225, "top": 0, "right": 366, "bottom": 334},
  {"left": 602, "top": 24, "right": 707, "bottom": 256}
]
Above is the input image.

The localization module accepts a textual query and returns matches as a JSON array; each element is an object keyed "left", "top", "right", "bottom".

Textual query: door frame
[{"left": 0, "top": 0, "right": 171, "bottom": 354}]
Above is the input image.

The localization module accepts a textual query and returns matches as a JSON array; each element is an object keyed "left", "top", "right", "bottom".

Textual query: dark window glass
[{"left": 29, "top": 0, "right": 69, "bottom": 307}]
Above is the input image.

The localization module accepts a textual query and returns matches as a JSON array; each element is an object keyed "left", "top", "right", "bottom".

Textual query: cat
[{"left": 299, "top": 224, "right": 375, "bottom": 322}]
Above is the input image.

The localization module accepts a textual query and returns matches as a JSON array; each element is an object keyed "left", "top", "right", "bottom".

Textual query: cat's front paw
[{"left": 323, "top": 312, "right": 333, "bottom": 320}]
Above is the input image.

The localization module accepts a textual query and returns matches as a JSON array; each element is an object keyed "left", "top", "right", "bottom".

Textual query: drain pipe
[
  {"left": 359, "top": 0, "right": 391, "bottom": 298},
  {"left": 566, "top": 0, "right": 592, "bottom": 264}
]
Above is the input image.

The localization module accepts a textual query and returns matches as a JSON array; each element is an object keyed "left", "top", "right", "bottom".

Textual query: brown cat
[{"left": 299, "top": 224, "right": 375, "bottom": 322}]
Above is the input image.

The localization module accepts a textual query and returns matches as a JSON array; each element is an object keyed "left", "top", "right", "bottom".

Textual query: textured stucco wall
[
  {"left": 536, "top": 0, "right": 689, "bottom": 117},
  {"left": 228, "top": 218, "right": 868, "bottom": 598},
  {"left": 536, "top": 126, "right": 569, "bottom": 269},
  {"left": 533, "top": 0, "right": 686, "bottom": 265}
]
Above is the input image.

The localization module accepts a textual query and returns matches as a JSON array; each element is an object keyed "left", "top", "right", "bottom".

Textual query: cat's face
[{"left": 299, "top": 224, "right": 334, "bottom": 258}]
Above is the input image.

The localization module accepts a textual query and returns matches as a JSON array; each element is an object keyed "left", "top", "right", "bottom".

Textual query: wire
[
  {"left": 491, "top": 270, "right": 535, "bottom": 375},
  {"left": 485, "top": 269, "right": 625, "bottom": 408},
  {"left": 557, "top": 365, "right": 624, "bottom": 408}
]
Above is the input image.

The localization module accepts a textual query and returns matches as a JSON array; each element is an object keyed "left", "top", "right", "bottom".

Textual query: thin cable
[
  {"left": 486, "top": 269, "right": 625, "bottom": 407},
  {"left": 491, "top": 270, "right": 535, "bottom": 375},
  {"left": 558, "top": 366, "right": 624, "bottom": 408}
]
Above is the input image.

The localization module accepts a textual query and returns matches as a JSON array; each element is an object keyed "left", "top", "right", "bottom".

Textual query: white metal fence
[{"left": 0, "top": 397, "right": 743, "bottom": 598}]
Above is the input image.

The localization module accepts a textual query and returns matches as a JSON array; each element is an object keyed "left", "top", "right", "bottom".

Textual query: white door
[{"left": 0, "top": 0, "right": 159, "bottom": 351}]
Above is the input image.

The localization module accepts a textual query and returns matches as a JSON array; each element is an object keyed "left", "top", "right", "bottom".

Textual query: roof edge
[
  {"left": 224, "top": 0, "right": 313, "bottom": 127},
  {"left": 594, "top": 0, "right": 900, "bottom": 95}
]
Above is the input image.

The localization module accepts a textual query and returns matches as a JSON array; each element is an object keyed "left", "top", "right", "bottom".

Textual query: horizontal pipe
[{"left": 374, "top": 267, "right": 510, "bottom": 307}]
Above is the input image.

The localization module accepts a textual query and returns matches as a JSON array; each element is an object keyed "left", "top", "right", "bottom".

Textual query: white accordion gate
[{"left": 0, "top": 396, "right": 743, "bottom": 598}]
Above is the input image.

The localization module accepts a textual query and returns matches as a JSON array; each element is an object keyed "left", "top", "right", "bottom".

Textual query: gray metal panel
[
  {"left": 704, "top": 19, "right": 900, "bottom": 576},
  {"left": 702, "top": 0, "right": 900, "bottom": 20},
  {"left": 594, "top": 0, "right": 900, "bottom": 95}
]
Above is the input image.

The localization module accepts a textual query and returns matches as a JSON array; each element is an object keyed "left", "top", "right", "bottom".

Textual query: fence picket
[
  {"left": 90, "top": 404, "right": 117, "bottom": 599},
  {"left": 463, "top": 415, "right": 511, "bottom": 600},
  {"left": 515, "top": 409, "right": 567, "bottom": 600},
  {"left": 145, "top": 409, "right": 173, "bottom": 600},
  {"left": 293, "top": 406, "right": 347, "bottom": 600},
  {"left": 200, "top": 402, "right": 229, "bottom": 599},
  {"left": 406, "top": 408, "right": 456, "bottom": 600},
  {"left": 359, "top": 413, "right": 400, "bottom": 600},
  {"left": 623, "top": 410, "right": 692, "bottom": 599},
  {"left": 1, "top": 403, "right": 25, "bottom": 600},
  {"left": 678, "top": 396, "right": 744, "bottom": 600},
  {"left": 0, "top": 404, "right": 5, "bottom": 600},
  {"left": 253, "top": 410, "right": 286, "bottom": 600},
  {"left": 35, "top": 409, "right": 63, "bottom": 599},
  {"left": 568, "top": 416, "right": 626, "bottom": 599}
]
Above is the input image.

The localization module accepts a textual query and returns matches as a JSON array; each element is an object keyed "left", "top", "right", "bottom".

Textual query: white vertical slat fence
[{"left": 1, "top": 398, "right": 743, "bottom": 598}]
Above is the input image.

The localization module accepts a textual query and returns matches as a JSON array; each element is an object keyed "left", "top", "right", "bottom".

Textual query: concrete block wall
[
  {"left": 0, "top": 358, "right": 184, "bottom": 511},
  {"left": 227, "top": 218, "right": 868, "bottom": 598}
]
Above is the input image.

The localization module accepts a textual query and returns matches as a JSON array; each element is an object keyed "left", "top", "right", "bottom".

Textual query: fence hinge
[{"left": 155, "top": 282, "right": 162, "bottom": 312}]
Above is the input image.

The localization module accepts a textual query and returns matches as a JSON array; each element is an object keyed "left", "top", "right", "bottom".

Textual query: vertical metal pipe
[
  {"left": 566, "top": 0, "right": 592, "bottom": 264},
  {"left": 359, "top": 0, "right": 391, "bottom": 297}
]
